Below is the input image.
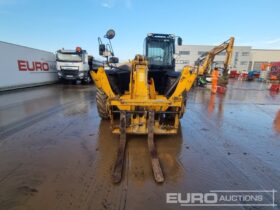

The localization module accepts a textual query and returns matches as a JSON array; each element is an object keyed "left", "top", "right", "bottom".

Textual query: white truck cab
[{"left": 56, "top": 47, "right": 92, "bottom": 83}]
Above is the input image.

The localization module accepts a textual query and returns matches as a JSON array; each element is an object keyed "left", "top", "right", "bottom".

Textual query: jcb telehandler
[{"left": 90, "top": 30, "right": 234, "bottom": 183}]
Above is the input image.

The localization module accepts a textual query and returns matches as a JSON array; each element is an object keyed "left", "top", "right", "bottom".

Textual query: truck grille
[{"left": 62, "top": 70, "right": 79, "bottom": 76}]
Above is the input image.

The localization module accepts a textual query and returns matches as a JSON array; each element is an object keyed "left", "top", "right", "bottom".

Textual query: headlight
[
  {"left": 58, "top": 72, "right": 62, "bottom": 76},
  {"left": 79, "top": 73, "right": 84, "bottom": 77}
]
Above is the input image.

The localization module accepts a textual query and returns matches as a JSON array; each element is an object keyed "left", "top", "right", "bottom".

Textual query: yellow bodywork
[{"left": 91, "top": 55, "right": 197, "bottom": 134}]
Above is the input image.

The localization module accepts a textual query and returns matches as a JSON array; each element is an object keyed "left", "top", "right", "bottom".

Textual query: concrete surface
[{"left": 0, "top": 80, "right": 279, "bottom": 210}]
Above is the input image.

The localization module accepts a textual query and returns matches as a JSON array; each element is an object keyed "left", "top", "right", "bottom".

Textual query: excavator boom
[{"left": 197, "top": 37, "right": 235, "bottom": 76}]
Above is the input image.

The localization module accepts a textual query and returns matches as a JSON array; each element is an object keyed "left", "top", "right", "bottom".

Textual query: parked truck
[{"left": 56, "top": 47, "right": 92, "bottom": 84}]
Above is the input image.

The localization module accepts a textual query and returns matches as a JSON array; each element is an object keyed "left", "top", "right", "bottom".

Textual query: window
[
  {"left": 240, "top": 61, "right": 248, "bottom": 65},
  {"left": 242, "top": 52, "right": 249, "bottom": 56},
  {"left": 179, "top": 51, "right": 190, "bottom": 55},
  {"left": 253, "top": 62, "right": 265, "bottom": 70},
  {"left": 147, "top": 40, "right": 174, "bottom": 66},
  {"left": 248, "top": 61, "right": 252, "bottom": 70},
  {"left": 176, "top": 60, "right": 189, "bottom": 64},
  {"left": 218, "top": 52, "right": 226, "bottom": 56},
  {"left": 233, "top": 52, "right": 239, "bottom": 68},
  {"left": 198, "top": 51, "right": 207, "bottom": 55},
  {"left": 213, "top": 61, "right": 224, "bottom": 67},
  {"left": 56, "top": 52, "right": 82, "bottom": 62},
  {"left": 215, "top": 61, "right": 224, "bottom": 65}
]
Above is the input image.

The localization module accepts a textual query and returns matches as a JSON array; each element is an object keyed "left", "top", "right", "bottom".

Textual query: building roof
[{"left": 0, "top": 40, "right": 54, "bottom": 54}]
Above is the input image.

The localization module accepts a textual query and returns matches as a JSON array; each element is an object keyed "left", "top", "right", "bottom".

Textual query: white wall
[
  {"left": 250, "top": 49, "right": 280, "bottom": 70},
  {"left": 175, "top": 45, "right": 251, "bottom": 71},
  {"left": 0, "top": 41, "right": 58, "bottom": 91}
]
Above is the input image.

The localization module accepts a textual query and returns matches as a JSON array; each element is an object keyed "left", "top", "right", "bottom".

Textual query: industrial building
[{"left": 175, "top": 44, "right": 280, "bottom": 71}]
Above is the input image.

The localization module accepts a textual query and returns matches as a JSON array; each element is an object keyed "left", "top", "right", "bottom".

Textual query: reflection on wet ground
[
  {"left": 274, "top": 110, "right": 280, "bottom": 133},
  {"left": 0, "top": 80, "right": 279, "bottom": 210}
]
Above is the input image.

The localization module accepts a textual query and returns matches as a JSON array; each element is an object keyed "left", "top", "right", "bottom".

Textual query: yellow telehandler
[{"left": 90, "top": 30, "right": 234, "bottom": 183}]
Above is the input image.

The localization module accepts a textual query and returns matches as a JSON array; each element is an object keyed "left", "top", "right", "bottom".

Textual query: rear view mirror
[
  {"left": 178, "top": 37, "right": 182, "bottom": 46},
  {"left": 99, "top": 44, "right": 105, "bottom": 56},
  {"left": 109, "top": 56, "right": 119, "bottom": 64}
]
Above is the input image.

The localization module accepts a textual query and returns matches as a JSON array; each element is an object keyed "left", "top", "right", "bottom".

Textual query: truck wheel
[
  {"left": 60, "top": 78, "right": 66, "bottom": 84},
  {"left": 96, "top": 88, "right": 110, "bottom": 120},
  {"left": 82, "top": 77, "right": 90, "bottom": 85},
  {"left": 71, "top": 80, "right": 79, "bottom": 85}
]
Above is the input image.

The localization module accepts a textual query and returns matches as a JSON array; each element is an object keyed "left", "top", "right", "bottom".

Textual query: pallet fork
[{"left": 112, "top": 111, "right": 164, "bottom": 183}]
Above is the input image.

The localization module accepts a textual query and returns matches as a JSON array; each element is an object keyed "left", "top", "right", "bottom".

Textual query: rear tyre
[{"left": 96, "top": 88, "right": 110, "bottom": 120}]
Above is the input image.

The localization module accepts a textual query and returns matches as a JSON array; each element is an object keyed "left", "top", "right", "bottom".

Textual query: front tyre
[{"left": 96, "top": 88, "right": 110, "bottom": 120}]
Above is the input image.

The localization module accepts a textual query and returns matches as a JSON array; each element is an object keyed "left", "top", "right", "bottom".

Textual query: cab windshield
[
  {"left": 56, "top": 52, "right": 82, "bottom": 62},
  {"left": 146, "top": 39, "right": 174, "bottom": 66}
]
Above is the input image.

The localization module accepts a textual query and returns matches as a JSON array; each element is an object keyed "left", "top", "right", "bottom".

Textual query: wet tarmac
[{"left": 0, "top": 80, "right": 279, "bottom": 210}]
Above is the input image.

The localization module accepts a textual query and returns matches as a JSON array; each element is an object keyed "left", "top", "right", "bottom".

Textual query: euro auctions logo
[
  {"left": 167, "top": 192, "right": 218, "bottom": 205},
  {"left": 166, "top": 189, "right": 277, "bottom": 207},
  {"left": 18, "top": 60, "right": 49, "bottom": 71}
]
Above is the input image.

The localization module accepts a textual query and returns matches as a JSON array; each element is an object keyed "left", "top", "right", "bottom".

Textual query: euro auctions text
[{"left": 166, "top": 190, "right": 277, "bottom": 207}]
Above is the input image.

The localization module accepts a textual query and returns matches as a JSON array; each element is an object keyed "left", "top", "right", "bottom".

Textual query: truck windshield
[
  {"left": 147, "top": 40, "right": 174, "bottom": 66},
  {"left": 56, "top": 52, "right": 82, "bottom": 62}
]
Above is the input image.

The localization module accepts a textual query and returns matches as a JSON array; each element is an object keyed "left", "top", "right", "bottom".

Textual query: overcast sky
[{"left": 1, "top": 0, "right": 280, "bottom": 60}]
